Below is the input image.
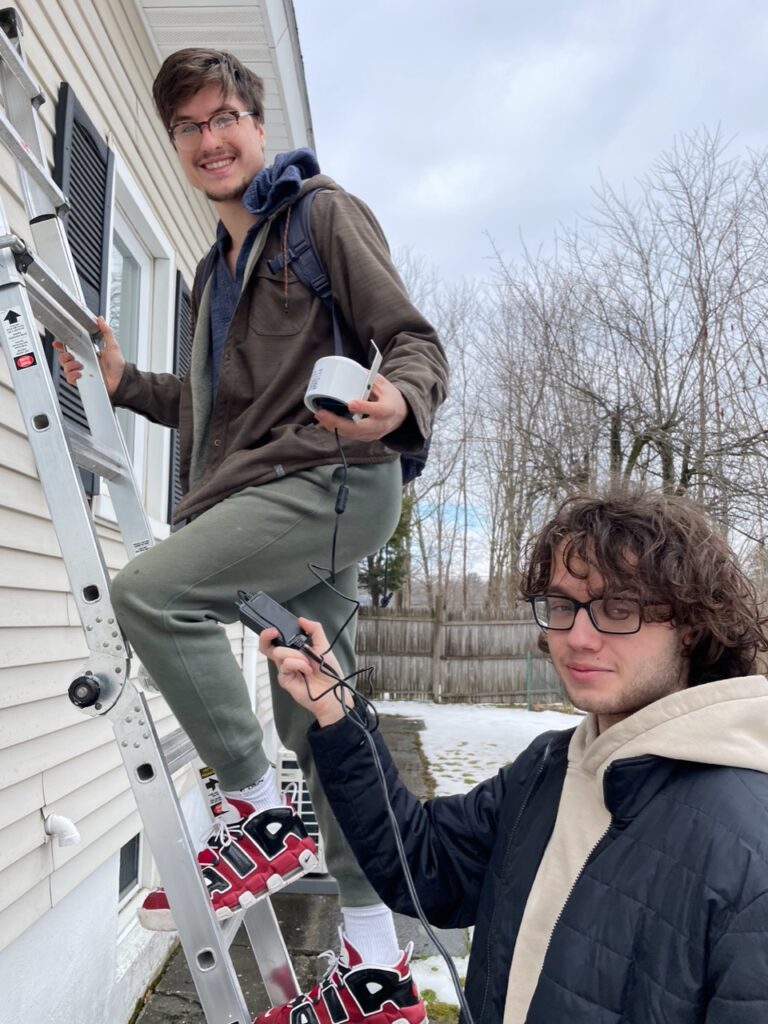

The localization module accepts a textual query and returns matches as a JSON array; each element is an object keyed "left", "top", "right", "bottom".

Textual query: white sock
[
  {"left": 223, "top": 768, "right": 281, "bottom": 815},
  {"left": 341, "top": 904, "right": 400, "bottom": 964}
]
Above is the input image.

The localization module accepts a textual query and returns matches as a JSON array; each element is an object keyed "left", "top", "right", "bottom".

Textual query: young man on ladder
[{"left": 56, "top": 48, "right": 446, "bottom": 1024}]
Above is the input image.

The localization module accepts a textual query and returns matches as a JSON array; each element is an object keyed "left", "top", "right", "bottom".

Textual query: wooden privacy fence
[{"left": 356, "top": 607, "right": 565, "bottom": 705}]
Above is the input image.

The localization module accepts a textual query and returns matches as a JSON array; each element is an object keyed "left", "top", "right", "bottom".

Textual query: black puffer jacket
[{"left": 309, "top": 703, "right": 768, "bottom": 1023}]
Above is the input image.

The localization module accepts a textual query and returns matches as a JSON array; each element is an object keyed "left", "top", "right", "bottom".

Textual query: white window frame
[
  {"left": 117, "top": 832, "right": 143, "bottom": 909},
  {"left": 111, "top": 208, "right": 152, "bottom": 488},
  {"left": 116, "top": 832, "right": 154, "bottom": 941},
  {"left": 92, "top": 147, "right": 176, "bottom": 539}
]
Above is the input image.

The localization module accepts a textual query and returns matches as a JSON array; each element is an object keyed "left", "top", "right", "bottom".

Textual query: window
[
  {"left": 108, "top": 209, "right": 152, "bottom": 488},
  {"left": 93, "top": 151, "right": 175, "bottom": 533},
  {"left": 118, "top": 833, "right": 141, "bottom": 904}
]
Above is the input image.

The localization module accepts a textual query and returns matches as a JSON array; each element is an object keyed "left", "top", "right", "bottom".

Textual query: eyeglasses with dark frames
[
  {"left": 529, "top": 594, "right": 644, "bottom": 635},
  {"left": 169, "top": 110, "right": 257, "bottom": 150}
]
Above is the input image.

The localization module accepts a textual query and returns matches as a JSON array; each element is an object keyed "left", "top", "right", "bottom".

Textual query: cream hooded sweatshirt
[{"left": 503, "top": 675, "right": 768, "bottom": 1024}]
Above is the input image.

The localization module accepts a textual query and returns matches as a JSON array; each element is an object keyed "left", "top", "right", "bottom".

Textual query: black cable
[
  {"left": 381, "top": 542, "right": 393, "bottom": 607},
  {"left": 329, "top": 428, "right": 349, "bottom": 585},
  {"left": 305, "top": 564, "right": 361, "bottom": 657},
  {"left": 289, "top": 648, "right": 474, "bottom": 1024},
  {"left": 305, "top": 428, "right": 357, "bottom": 654},
  {"left": 291, "top": 431, "right": 473, "bottom": 1020},
  {"left": 361, "top": 723, "right": 475, "bottom": 1024}
]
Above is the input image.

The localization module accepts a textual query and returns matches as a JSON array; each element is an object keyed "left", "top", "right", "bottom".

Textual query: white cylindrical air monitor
[{"left": 304, "top": 343, "right": 382, "bottom": 421}]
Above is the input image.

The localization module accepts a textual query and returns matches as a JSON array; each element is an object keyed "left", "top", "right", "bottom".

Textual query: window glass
[
  {"left": 110, "top": 232, "right": 142, "bottom": 453},
  {"left": 118, "top": 833, "right": 141, "bottom": 902},
  {"left": 107, "top": 208, "right": 152, "bottom": 489}
]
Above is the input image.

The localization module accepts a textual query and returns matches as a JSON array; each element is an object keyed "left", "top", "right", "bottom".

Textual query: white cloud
[{"left": 399, "top": 154, "right": 492, "bottom": 213}]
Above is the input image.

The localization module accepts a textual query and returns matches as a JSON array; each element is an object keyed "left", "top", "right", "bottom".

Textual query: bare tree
[{"left": 394, "top": 129, "right": 768, "bottom": 608}]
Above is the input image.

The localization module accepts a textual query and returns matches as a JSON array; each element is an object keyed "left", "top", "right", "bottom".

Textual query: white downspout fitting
[{"left": 44, "top": 814, "right": 81, "bottom": 847}]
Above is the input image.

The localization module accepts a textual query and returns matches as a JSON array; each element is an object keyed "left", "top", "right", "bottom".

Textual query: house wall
[{"left": 0, "top": 0, "right": 310, "bottom": 1020}]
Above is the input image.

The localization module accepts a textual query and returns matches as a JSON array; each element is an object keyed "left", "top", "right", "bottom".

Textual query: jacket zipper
[
  {"left": 537, "top": 762, "right": 616, "bottom": 973},
  {"left": 477, "top": 740, "right": 553, "bottom": 1024}
]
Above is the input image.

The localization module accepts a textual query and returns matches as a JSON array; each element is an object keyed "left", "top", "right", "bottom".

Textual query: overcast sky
[{"left": 292, "top": 0, "right": 768, "bottom": 281}]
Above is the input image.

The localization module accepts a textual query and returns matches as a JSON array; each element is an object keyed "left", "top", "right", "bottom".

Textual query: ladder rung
[
  {"left": 0, "top": 27, "right": 44, "bottom": 104},
  {"left": 20, "top": 269, "right": 94, "bottom": 354},
  {"left": 0, "top": 109, "right": 68, "bottom": 213},
  {"left": 161, "top": 727, "right": 199, "bottom": 774},
  {"left": 65, "top": 421, "right": 127, "bottom": 480},
  {"left": 21, "top": 249, "right": 96, "bottom": 339},
  {"left": 219, "top": 912, "right": 245, "bottom": 949},
  {"left": 11, "top": 243, "right": 95, "bottom": 344}
]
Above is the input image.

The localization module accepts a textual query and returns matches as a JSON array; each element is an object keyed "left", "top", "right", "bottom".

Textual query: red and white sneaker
[
  {"left": 138, "top": 797, "right": 318, "bottom": 931},
  {"left": 253, "top": 933, "right": 426, "bottom": 1024}
]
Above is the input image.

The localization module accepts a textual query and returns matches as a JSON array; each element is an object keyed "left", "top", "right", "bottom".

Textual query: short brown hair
[
  {"left": 521, "top": 488, "right": 768, "bottom": 683},
  {"left": 152, "top": 48, "right": 265, "bottom": 131}
]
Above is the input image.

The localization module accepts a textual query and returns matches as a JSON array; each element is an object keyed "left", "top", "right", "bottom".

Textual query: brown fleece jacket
[{"left": 111, "top": 175, "right": 447, "bottom": 522}]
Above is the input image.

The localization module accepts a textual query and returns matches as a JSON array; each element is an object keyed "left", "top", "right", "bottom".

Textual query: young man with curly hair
[
  {"left": 265, "top": 489, "right": 768, "bottom": 1024},
  {"left": 55, "top": 48, "right": 446, "bottom": 1024}
]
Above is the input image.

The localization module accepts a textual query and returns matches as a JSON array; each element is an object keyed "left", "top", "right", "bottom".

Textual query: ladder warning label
[{"left": 1, "top": 308, "right": 32, "bottom": 366}]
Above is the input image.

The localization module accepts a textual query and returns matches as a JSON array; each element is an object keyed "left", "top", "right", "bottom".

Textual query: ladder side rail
[
  {"left": 0, "top": 260, "right": 129, "bottom": 674},
  {"left": 0, "top": 27, "right": 151, "bottom": 558},
  {"left": 0, "top": 110, "right": 68, "bottom": 215},
  {"left": 0, "top": 31, "right": 82, "bottom": 293},
  {"left": 18, "top": 256, "right": 155, "bottom": 557},
  {"left": 0, "top": 18, "right": 44, "bottom": 103},
  {"left": 112, "top": 683, "right": 253, "bottom": 1024}
]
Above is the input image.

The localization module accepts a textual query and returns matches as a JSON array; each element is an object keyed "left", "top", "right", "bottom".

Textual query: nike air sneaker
[
  {"left": 253, "top": 932, "right": 427, "bottom": 1024},
  {"left": 138, "top": 796, "right": 319, "bottom": 931}
]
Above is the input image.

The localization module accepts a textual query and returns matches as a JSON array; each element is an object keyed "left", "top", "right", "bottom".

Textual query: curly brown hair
[
  {"left": 152, "top": 48, "right": 265, "bottom": 132},
  {"left": 521, "top": 487, "right": 768, "bottom": 683}
]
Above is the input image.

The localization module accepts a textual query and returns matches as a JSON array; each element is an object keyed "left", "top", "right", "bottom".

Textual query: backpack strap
[{"left": 267, "top": 189, "right": 344, "bottom": 357}]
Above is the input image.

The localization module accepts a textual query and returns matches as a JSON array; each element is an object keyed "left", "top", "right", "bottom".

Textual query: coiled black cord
[
  {"left": 297, "top": 629, "right": 475, "bottom": 1024},
  {"left": 291, "top": 429, "right": 474, "bottom": 1023}
]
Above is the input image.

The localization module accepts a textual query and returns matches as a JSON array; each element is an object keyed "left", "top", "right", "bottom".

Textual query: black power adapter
[{"left": 237, "top": 591, "right": 308, "bottom": 649}]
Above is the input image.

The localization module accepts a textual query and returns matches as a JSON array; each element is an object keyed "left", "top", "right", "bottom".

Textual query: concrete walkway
[{"left": 134, "top": 712, "right": 469, "bottom": 1023}]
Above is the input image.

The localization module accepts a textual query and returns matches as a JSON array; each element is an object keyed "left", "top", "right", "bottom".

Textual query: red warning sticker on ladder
[{"left": 0, "top": 308, "right": 33, "bottom": 366}]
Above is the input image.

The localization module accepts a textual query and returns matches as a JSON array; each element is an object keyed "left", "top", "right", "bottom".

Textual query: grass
[
  {"left": 415, "top": 736, "right": 437, "bottom": 798},
  {"left": 420, "top": 988, "right": 461, "bottom": 1023}
]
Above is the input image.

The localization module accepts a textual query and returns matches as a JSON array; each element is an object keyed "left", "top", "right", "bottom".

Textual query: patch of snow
[
  {"left": 411, "top": 954, "right": 470, "bottom": 1004},
  {"left": 378, "top": 699, "right": 581, "bottom": 795}
]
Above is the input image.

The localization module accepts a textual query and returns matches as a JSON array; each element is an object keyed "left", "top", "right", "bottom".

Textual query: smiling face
[
  {"left": 545, "top": 542, "right": 690, "bottom": 732},
  {"left": 171, "top": 84, "right": 265, "bottom": 204}
]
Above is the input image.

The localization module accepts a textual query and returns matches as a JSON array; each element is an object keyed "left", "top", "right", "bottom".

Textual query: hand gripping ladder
[{"left": 0, "top": 12, "right": 298, "bottom": 1023}]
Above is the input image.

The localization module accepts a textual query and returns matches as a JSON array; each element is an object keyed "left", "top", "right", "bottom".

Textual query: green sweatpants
[{"left": 110, "top": 461, "right": 402, "bottom": 905}]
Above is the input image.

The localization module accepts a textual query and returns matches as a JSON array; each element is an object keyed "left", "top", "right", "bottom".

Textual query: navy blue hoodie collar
[{"left": 242, "top": 147, "right": 320, "bottom": 220}]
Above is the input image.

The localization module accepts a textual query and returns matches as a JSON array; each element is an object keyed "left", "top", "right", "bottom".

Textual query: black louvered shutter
[
  {"left": 52, "top": 83, "right": 115, "bottom": 496},
  {"left": 168, "top": 271, "right": 194, "bottom": 527}
]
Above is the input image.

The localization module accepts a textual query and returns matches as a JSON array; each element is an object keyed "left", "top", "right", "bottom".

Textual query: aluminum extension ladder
[{"left": 0, "top": 12, "right": 298, "bottom": 1023}]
